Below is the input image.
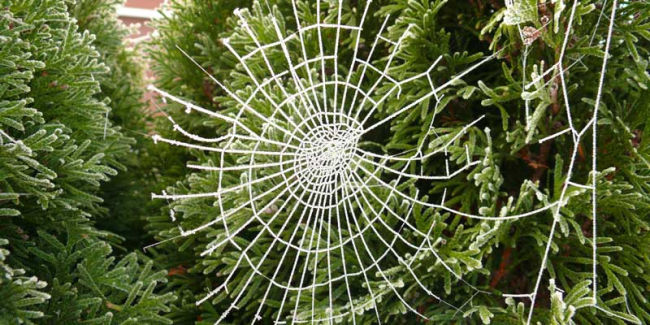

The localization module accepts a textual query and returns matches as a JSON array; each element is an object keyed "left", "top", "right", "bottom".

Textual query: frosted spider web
[{"left": 146, "top": 0, "right": 633, "bottom": 323}]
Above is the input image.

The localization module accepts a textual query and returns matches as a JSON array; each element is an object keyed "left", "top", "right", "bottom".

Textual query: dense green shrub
[{"left": 0, "top": 0, "right": 174, "bottom": 323}]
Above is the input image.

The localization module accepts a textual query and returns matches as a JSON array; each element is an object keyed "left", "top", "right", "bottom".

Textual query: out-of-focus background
[
  {"left": 117, "top": 0, "right": 166, "bottom": 102},
  {"left": 118, "top": 0, "right": 165, "bottom": 38}
]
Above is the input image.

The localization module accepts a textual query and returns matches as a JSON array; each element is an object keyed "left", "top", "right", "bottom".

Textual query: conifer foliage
[{"left": 0, "top": 0, "right": 174, "bottom": 323}]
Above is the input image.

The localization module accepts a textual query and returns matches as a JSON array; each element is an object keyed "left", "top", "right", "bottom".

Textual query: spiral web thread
[{"left": 146, "top": 0, "right": 631, "bottom": 323}]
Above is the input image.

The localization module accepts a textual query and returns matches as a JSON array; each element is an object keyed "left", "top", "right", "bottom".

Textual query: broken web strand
[{"left": 141, "top": 0, "right": 632, "bottom": 323}]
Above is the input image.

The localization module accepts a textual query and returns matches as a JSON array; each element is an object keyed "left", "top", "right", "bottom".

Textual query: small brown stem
[
  {"left": 490, "top": 247, "right": 512, "bottom": 288},
  {"left": 532, "top": 141, "right": 552, "bottom": 182},
  {"left": 105, "top": 301, "right": 123, "bottom": 311}
]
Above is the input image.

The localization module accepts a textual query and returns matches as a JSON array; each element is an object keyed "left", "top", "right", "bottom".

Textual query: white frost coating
[
  {"left": 504, "top": 0, "right": 537, "bottom": 26},
  {"left": 147, "top": 0, "right": 625, "bottom": 323}
]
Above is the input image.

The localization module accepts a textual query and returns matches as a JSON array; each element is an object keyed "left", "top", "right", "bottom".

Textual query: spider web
[{"left": 147, "top": 0, "right": 630, "bottom": 323}]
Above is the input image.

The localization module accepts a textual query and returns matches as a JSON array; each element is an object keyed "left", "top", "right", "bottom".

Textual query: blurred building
[
  {"left": 117, "top": 0, "right": 166, "bottom": 104},
  {"left": 118, "top": 0, "right": 165, "bottom": 38}
]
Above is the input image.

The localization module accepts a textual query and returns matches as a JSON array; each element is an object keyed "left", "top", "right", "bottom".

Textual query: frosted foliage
[
  {"left": 148, "top": 0, "right": 627, "bottom": 323},
  {"left": 504, "top": 0, "right": 537, "bottom": 25}
]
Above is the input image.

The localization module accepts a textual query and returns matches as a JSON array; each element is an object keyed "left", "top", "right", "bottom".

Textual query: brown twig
[
  {"left": 490, "top": 247, "right": 512, "bottom": 288},
  {"left": 532, "top": 141, "right": 552, "bottom": 182}
]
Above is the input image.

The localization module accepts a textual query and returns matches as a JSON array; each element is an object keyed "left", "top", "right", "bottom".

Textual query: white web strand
[
  {"left": 592, "top": 0, "right": 617, "bottom": 306},
  {"left": 147, "top": 0, "right": 632, "bottom": 323}
]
